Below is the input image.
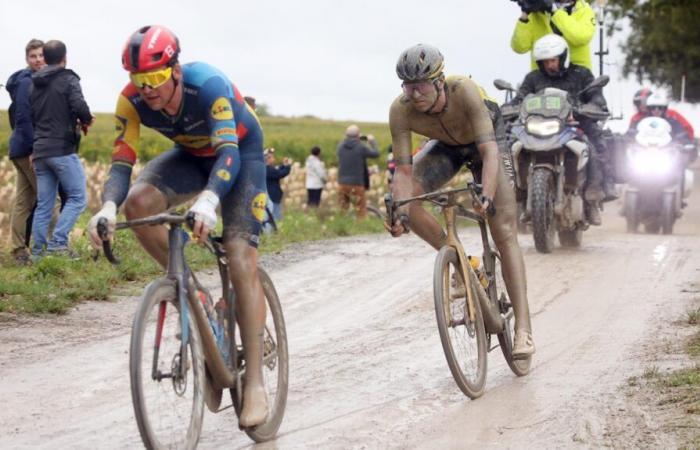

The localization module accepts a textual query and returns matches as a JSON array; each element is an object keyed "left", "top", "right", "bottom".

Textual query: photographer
[{"left": 511, "top": 0, "right": 595, "bottom": 71}]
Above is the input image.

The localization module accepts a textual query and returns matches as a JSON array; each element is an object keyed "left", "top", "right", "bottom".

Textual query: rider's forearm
[
  {"left": 478, "top": 141, "right": 500, "bottom": 201},
  {"left": 204, "top": 143, "right": 241, "bottom": 199},
  {"left": 102, "top": 163, "right": 133, "bottom": 207},
  {"left": 391, "top": 166, "right": 413, "bottom": 200}
]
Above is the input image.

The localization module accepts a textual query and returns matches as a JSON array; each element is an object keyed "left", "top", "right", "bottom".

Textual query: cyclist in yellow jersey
[{"left": 387, "top": 44, "right": 535, "bottom": 358}]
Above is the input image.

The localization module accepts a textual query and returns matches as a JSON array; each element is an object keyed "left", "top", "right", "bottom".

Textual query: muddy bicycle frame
[
  {"left": 386, "top": 183, "right": 506, "bottom": 335},
  {"left": 98, "top": 214, "right": 244, "bottom": 391}
]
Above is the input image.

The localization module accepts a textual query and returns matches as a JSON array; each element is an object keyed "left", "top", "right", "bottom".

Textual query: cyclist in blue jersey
[{"left": 87, "top": 25, "right": 268, "bottom": 427}]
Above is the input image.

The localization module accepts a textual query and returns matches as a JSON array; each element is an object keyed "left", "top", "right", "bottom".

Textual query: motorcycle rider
[
  {"left": 510, "top": 33, "right": 615, "bottom": 226},
  {"left": 387, "top": 44, "right": 535, "bottom": 358},
  {"left": 629, "top": 90, "right": 695, "bottom": 145},
  {"left": 628, "top": 92, "right": 698, "bottom": 200}
]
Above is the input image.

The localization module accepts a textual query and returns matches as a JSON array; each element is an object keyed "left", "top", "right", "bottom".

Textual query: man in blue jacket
[
  {"left": 6, "top": 39, "right": 45, "bottom": 265},
  {"left": 29, "top": 40, "right": 93, "bottom": 259},
  {"left": 264, "top": 148, "right": 292, "bottom": 224}
]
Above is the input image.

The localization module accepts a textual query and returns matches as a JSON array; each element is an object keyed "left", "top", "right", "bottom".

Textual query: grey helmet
[{"left": 396, "top": 44, "right": 445, "bottom": 82}]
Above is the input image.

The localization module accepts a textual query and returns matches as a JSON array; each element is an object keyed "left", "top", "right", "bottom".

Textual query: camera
[{"left": 510, "top": 0, "right": 552, "bottom": 14}]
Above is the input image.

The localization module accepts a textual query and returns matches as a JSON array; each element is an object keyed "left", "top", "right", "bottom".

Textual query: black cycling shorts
[{"left": 135, "top": 145, "right": 266, "bottom": 247}]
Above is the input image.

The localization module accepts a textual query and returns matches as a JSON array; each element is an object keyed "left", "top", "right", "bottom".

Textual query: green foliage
[
  {"left": 0, "top": 109, "right": 395, "bottom": 166},
  {"left": 0, "top": 209, "right": 385, "bottom": 314},
  {"left": 607, "top": 0, "right": 700, "bottom": 102},
  {"left": 665, "top": 366, "right": 700, "bottom": 387}
]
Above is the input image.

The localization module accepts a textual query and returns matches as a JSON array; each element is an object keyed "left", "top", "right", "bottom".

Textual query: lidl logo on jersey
[
  {"left": 211, "top": 97, "right": 233, "bottom": 121},
  {"left": 216, "top": 169, "right": 231, "bottom": 182},
  {"left": 251, "top": 192, "right": 267, "bottom": 222}
]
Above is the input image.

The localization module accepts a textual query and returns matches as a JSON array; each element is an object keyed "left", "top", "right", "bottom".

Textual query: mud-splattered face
[{"left": 403, "top": 80, "right": 440, "bottom": 113}]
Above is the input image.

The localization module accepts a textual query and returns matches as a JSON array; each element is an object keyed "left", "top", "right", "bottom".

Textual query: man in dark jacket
[
  {"left": 511, "top": 34, "right": 614, "bottom": 225},
  {"left": 6, "top": 39, "right": 45, "bottom": 264},
  {"left": 336, "top": 124, "right": 379, "bottom": 219},
  {"left": 29, "top": 40, "right": 93, "bottom": 259},
  {"left": 264, "top": 148, "right": 292, "bottom": 224}
]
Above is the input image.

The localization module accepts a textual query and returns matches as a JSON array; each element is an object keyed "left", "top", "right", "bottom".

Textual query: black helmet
[{"left": 396, "top": 44, "right": 445, "bottom": 82}]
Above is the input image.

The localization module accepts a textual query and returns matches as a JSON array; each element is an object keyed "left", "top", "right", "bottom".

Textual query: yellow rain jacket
[{"left": 510, "top": 0, "right": 596, "bottom": 70}]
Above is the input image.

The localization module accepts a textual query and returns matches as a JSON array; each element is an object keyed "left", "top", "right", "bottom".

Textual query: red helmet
[{"left": 122, "top": 25, "right": 180, "bottom": 72}]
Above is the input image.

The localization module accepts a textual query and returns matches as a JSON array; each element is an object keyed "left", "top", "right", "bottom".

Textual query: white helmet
[
  {"left": 533, "top": 34, "right": 569, "bottom": 75},
  {"left": 646, "top": 91, "right": 670, "bottom": 110}
]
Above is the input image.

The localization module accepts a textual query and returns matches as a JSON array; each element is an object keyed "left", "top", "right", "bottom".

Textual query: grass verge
[
  {"left": 626, "top": 307, "right": 700, "bottom": 449},
  {"left": 0, "top": 210, "right": 385, "bottom": 314}
]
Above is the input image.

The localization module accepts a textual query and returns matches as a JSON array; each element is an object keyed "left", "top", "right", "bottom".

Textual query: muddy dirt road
[{"left": 2, "top": 181, "right": 700, "bottom": 449}]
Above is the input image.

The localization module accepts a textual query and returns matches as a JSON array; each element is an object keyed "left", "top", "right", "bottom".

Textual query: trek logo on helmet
[{"left": 147, "top": 28, "right": 163, "bottom": 50}]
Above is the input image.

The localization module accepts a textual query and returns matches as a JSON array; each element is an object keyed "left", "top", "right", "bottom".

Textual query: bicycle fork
[{"left": 151, "top": 226, "right": 191, "bottom": 382}]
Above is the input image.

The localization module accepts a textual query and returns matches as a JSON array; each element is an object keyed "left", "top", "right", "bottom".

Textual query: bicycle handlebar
[
  {"left": 97, "top": 212, "right": 198, "bottom": 265},
  {"left": 386, "top": 182, "right": 493, "bottom": 219}
]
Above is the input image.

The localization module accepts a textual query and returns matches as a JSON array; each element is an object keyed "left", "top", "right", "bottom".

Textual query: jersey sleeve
[
  {"left": 199, "top": 76, "right": 240, "bottom": 151},
  {"left": 103, "top": 90, "right": 141, "bottom": 207},
  {"left": 198, "top": 75, "right": 242, "bottom": 199},
  {"left": 462, "top": 80, "right": 496, "bottom": 145},
  {"left": 112, "top": 91, "right": 141, "bottom": 167},
  {"left": 389, "top": 97, "right": 414, "bottom": 164}
]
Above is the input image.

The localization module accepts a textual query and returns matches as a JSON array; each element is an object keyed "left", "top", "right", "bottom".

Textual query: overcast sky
[{"left": 1, "top": 0, "right": 698, "bottom": 132}]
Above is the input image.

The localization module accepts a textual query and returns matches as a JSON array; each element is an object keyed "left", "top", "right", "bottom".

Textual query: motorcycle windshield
[{"left": 520, "top": 89, "right": 572, "bottom": 121}]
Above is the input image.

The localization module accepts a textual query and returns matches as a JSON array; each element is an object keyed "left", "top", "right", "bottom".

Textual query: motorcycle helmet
[
  {"left": 533, "top": 34, "right": 569, "bottom": 77},
  {"left": 646, "top": 91, "right": 669, "bottom": 115}
]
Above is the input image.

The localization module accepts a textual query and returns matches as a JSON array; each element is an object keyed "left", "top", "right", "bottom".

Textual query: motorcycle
[
  {"left": 494, "top": 76, "right": 610, "bottom": 253},
  {"left": 623, "top": 117, "right": 695, "bottom": 234}
]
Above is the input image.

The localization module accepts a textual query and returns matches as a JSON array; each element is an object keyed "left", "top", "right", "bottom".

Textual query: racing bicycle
[
  {"left": 385, "top": 183, "right": 530, "bottom": 399},
  {"left": 97, "top": 213, "right": 288, "bottom": 448}
]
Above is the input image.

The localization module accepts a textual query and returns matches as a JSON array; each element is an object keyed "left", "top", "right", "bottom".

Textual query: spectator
[
  {"left": 5, "top": 39, "right": 45, "bottom": 265},
  {"left": 305, "top": 146, "right": 327, "bottom": 209},
  {"left": 265, "top": 148, "right": 292, "bottom": 223},
  {"left": 29, "top": 40, "right": 92, "bottom": 259},
  {"left": 336, "top": 124, "right": 379, "bottom": 219},
  {"left": 511, "top": 0, "right": 595, "bottom": 71}
]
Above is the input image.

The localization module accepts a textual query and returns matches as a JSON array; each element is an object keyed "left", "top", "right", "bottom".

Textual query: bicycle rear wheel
[
  {"left": 231, "top": 268, "right": 289, "bottom": 442},
  {"left": 434, "top": 246, "right": 487, "bottom": 399},
  {"left": 130, "top": 278, "right": 205, "bottom": 450}
]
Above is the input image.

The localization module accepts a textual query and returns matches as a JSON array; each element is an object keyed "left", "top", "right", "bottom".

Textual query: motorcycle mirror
[
  {"left": 578, "top": 75, "right": 610, "bottom": 97},
  {"left": 493, "top": 79, "right": 515, "bottom": 92}
]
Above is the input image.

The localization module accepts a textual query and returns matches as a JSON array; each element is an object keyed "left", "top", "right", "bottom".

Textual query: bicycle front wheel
[
  {"left": 130, "top": 278, "right": 205, "bottom": 450},
  {"left": 231, "top": 268, "right": 289, "bottom": 443},
  {"left": 434, "top": 246, "right": 487, "bottom": 399}
]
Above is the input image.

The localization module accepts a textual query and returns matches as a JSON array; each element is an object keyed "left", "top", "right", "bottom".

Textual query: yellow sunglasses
[{"left": 130, "top": 66, "right": 173, "bottom": 89}]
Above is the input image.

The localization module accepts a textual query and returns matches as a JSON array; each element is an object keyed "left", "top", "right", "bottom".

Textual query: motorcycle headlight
[
  {"left": 526, "top": 117, "right": 561, "bottom": 137},
  {"left": 630, "top": 149, "right": 673, "bottom": 175}
]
